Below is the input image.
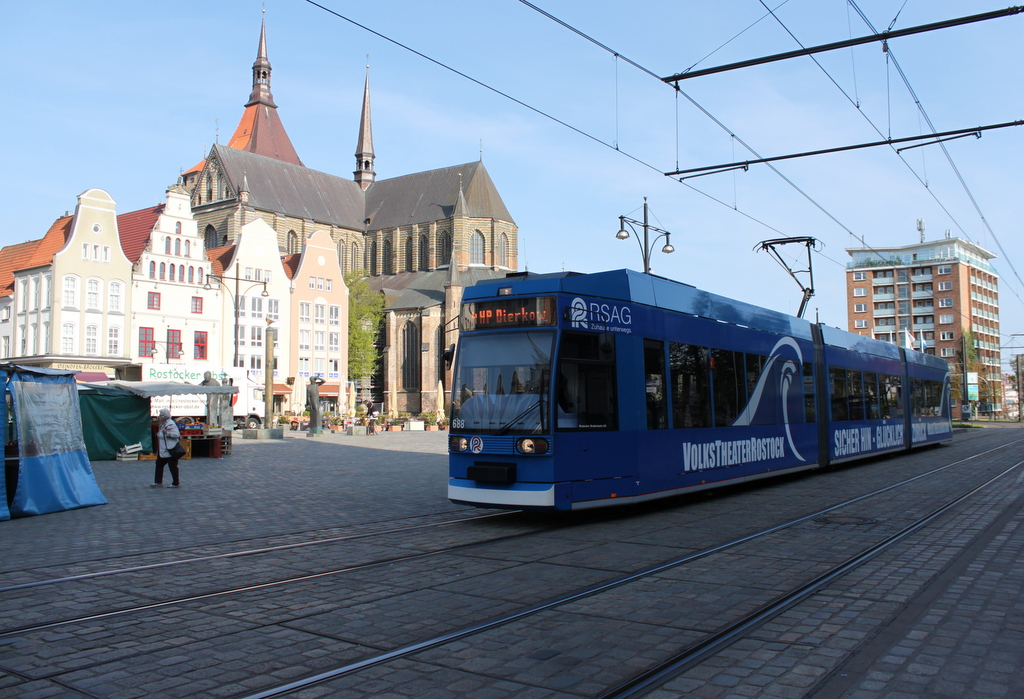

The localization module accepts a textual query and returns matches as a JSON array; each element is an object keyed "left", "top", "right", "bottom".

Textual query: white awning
[{"left": 105, "top": 381, "right": 239, "bottom": 398}]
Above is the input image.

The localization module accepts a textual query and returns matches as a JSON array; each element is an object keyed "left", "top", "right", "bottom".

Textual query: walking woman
[{"left": 153, "top": 408, "right": 182, "bottom": 488}]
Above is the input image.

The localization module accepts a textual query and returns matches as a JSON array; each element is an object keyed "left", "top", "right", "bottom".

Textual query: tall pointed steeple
[
  {"left": 222, "top": 13, "right": 304, "bottom": 166},
  {"left": 246, "top": 15, "right": 276, "bottom": 108},
  {"left": 353, "top": 65, "right": 376, "bottom": 191}
]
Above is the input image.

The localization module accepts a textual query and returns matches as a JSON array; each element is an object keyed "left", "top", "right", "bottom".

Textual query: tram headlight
[
  {"left": 450, "top": 436, "right": 469, "bottom": 452},
  {"left": 515, "top": 437, "right": 549, "bottom": 455}
]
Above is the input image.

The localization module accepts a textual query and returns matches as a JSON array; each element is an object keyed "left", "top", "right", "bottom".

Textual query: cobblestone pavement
[{"left": 0, "top": 427, "right": 1022, "bottom": 698}]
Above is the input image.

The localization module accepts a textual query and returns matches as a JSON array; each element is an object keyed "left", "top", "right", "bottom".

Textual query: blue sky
[{"left": 4, "top": 1, "right": 1023, "bottom": 363}]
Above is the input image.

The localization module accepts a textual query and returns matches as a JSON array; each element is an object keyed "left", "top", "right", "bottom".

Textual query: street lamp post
[
  {"left": 616, "top": 198, "right": 674, "bottom": 275},
  {"left": 203, "top": 273, "right": 269, "bottom": 369}
]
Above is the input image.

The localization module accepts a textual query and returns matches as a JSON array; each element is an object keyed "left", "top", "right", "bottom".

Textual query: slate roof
[
  {"left": 117, "top": 205, "right": 162, "bottom": 264},
  {"left": 368, "top": 267, "right": 508, "bottom": 311},
  {"left": 212, "top": 146, "right": 366, "bottom": 231},
  {"left": 366, "top": 160, "right": 514, "bottom": 230},
  {"left": 205, "top": 148, "right": 514, "bottom": 235}
]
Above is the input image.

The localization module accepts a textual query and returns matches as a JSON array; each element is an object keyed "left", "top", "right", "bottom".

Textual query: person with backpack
[{"left": 152, "top": 408, "right": 184, "bottom": 488}]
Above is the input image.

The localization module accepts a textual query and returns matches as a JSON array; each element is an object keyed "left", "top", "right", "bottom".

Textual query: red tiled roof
[
  {"left": 117, "top": 204, "right": 163, "bottom": 264},
  {"left": 281, "top": 253, "right": 300, "bottom": 280},
  {"left": 0, "top": 216, "right": 72, "bottom": 297},
  {"left": 226, "top": 103, "right": 303, "bottom": 166},
  {"left": 206, "top": 246, "right": 237, "bottom": 277}
]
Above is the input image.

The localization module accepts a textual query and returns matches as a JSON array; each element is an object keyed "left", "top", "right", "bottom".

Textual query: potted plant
[{"left": 420, "top": 412, "right": 437, "bottom": 431}]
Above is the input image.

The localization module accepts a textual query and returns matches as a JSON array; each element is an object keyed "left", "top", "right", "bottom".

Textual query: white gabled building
[{"left": 122, "top": 184, "right": 222, "bottom": 371}]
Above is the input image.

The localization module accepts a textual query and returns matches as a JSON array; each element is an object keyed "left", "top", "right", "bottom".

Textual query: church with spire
[{"left": 180, "top": 17, "right": 518, "bottom": 414}]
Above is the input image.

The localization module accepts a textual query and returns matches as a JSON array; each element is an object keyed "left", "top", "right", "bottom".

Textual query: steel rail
[{"left": 238, "top": 438, "right": 1023, "bottom": 699}]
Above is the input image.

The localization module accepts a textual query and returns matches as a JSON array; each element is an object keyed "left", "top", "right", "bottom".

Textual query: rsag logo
[
  {"left": 568, "top": 297, "right": 633, "bottom": 333},
  {"left": 569, "top": 298, "right": 588, "bottom": 328}
]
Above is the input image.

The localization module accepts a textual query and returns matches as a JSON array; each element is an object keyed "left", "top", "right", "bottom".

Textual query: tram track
[
  {"left": 2, "top": 433, "right": 1019, "bottom": 698},
  {"left": 233, "top": 439, "right": 1024, "bottom": 698}
]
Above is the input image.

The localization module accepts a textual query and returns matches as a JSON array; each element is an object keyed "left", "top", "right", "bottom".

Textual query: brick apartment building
[{"left": 845, "top": 234, "right": 1001, "bottom": 418}]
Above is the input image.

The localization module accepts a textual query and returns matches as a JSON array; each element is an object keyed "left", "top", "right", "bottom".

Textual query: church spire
[
  {"left": 246, "top": 15, "right": 276, "bottom": 108},
  {"left": 353, "top": 64, "right": 376, "bottom": 191}
]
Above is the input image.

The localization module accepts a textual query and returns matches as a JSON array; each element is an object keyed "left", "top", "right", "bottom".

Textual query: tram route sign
[{"left": 460, "top": 296, "right": 557, "bottom": 331}]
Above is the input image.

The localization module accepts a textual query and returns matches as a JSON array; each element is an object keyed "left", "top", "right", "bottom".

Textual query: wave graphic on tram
[{"left": 447, "top": 270, "right": 952, "bottom": 511}]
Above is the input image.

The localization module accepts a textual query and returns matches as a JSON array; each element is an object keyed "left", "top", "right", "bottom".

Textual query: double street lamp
[
  {"left": 203, "top": 273, "right": 269, "bottom": 369},
  {"left": 616, "top": 198, "right": 674, "bottom": 275}
]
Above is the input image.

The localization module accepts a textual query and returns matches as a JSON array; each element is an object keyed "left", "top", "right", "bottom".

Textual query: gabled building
[
  {"left": 178, "top": 17, "right": 519, "bottom": 413},
  {"left": 0, "top": 189, "right": 134, "bottom": 377}
]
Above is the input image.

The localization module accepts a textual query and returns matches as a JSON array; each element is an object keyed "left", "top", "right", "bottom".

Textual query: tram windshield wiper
[{"left": 494, "top": 400, "right": 542, "bottom": 436}]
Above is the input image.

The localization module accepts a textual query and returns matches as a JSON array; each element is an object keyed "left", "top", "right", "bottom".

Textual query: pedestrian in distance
[
  {"left": 365, "top": 399, "right": 377, "bottom": 436},
  {"left": 153, "top": 408, "right": 183, "bottom": 488}
]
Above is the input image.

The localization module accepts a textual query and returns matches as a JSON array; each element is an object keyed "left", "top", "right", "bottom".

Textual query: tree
[{"left": 345, "top": 270, "right": 384, "bottom": 383}]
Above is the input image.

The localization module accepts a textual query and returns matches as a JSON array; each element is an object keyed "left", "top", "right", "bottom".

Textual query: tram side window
[
  {"left": 557, "top": 331, "right": 617, "bottom": 431},
  {"left": 744, "top": 353, "right": 777, "bottom": 425},
  {"left": 711, "top": 348, "right": 745, "bottom": 427},
  {"left": 881, "top": 374, "right": 902, "bottom": 419},
  {"left": 670, "top": 342, "right": 711, "bottom": 428},
  {"left": 912, "top": 378, "right": 926, "bottom": 418},
  {"left": 864, "top": 372, "right": 880, "bottom": 420},
  {"left": 803, "top": 361, "right": 816, "bottom": 423},
  {"left": 829, "top": 367, "right": 849, "bottom": 421},
  {"left": 847, "top": 369, "right": 865, "bottom": 421},
  {"left": 926, "top": 379, "right": 946, "bottom": 417},
  {"left": 644, "top": 339, "right": 668, "bottom": 430}
]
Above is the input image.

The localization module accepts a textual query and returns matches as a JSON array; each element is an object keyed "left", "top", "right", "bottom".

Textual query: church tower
[
  {"left": 353, "top": 68, "right": 376, "bottom": 191},
  {"left": 222, "top": 15, "right": 304, "bottom": 166}
]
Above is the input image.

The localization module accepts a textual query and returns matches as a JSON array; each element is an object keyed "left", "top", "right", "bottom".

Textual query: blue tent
[{"left": 2, "top": 366, "right": 106, "bottom": 518}]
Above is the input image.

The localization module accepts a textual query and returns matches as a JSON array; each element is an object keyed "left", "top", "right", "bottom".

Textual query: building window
[
  {"left": 109, "top": 282, "right": 122, "bottom": 312},
  {"left": 499, "top": 233, "right": 509, "bottom": 267},
  {"left": 164, "top": 237, "right": 171, "bottom": 254},
  {"left": 325, "top": 278, "right": 331, "bottom": 292},
  {"left": 314, "top": 304, "right": 326, "bottom": 324},
  {"left": 299, "top": 330, "right": 311, "bottom": 351},
  {"left": 149, "top": 261, "right": 156, "bottom": 279},
  {"left": 85, "top": 279, "right": 100, "bottom": 309},
  {"left": 267, "top": 298, "right": 279, "bottom": 322},
  {"left": 440, "top": 232, "right": 452, "bottom": 265},
  {"left": 939, "top": 314, "right": 954, "bottom": 324},
  {"left": 159, "top": 263, "right": 166, "bottom": 280},
  {"left": 191, "top": 297, "right": 203, "bottom": 314},
  {"left": 329, "top": 332, "right": 340, "bottom": 352},
  {"left": 287, "top": 231, "right": 299, "bottom": 255},
  {"left": 405, "top": 236, "right": 414, "bottom": 272},
  {"left": 309, "top": 276, "right": 316, "bottom": 290},
  {"left": 314, "top": 331, "right": 325, "bottom": 351},
  {"left": 351, "top": 243, "right": 360, "bottom": 272},
  {"left": 329, "top": 305, "right": 340, "bottom": 325},
  {"left": 298, "top": 357, "right": 310, "bottom": 375},
  {"left": 174, "top": 239, "right": 181, "bottom": 256},
  {"left": 317, "top": 277, "right": 324, "bottom": 290},
  {"left": 938, "top": 265, "right": 952, "bottom": 274},
  {"left": 193, "top": 331, "right": 208, "bottom": 360},
  {"left": 107, "top": 326, "right": 120, "bottom": 356},
  {"left": 250, "top": 354, "right": 263, "bottom": 370},
  {"left": 401, "top": 321, "right": 421, "bottom": 389},
  {"left": 299, "top": 302, "right": 311, "bottom": 323},
  {"left": 82, "top": 243, "right": 89, "bottom": 260},
  {"left": 147, "top": 292, "right": 161, "bottom": 310},
  {"left": 204, "top": 225, "right": 218, "bottom": 250},
  {"left": 941, "top": 331, "right": 955, "bottom": 341},
  {"left": 382, "top": 240, "right": 393, "bottom": 275},
  {"left": 84, "top": 325, "right": 98, "bottom": 355},
  {"left": 854, "top": 304, "right": 867, "bottom": 313},
  {"left": 250, "top": 326, "right": 262, "bottom": 348},
  {"left": 854, "top": 319, "right": 868, "bottom": 329},
  {"left": 419, "top": 234, "right": 429, "bottom": 271},
  {"left": 184, "top": 240, "right": 190, "bottom": 257},
  {"left": 940, "top": 348, "right": 956, "bottom": 357},
  {"left": 470, "top": 231, "right": 485, "bottom": 265},
  {"left": 139, "top": 327, "right": 155, "bottom": 357},
  {"left": 938, "top": 298, "right": 953, "bottom": 307},
  {"left": 63, "top": 276, "right": 78, "bottom": 307},
  {"left": 853, "top": 288, "right": 866, "bottom": 297},
  {"left": 167, "top": 329, "right": 182, "bottom": 359},
  {"left": 853, "top": 271, "right": 866, "bottom": 281},
  {"left": 250, "top": 297, "right": 263, "bottom": 319},
  {"left": 938, "top": 281, "right": 953, "bottom": 291},
  {"left": 62, "top": 323, "right": 75, "bottom": 353}
]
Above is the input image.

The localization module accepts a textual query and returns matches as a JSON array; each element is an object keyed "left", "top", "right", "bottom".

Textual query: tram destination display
[{"left": 460, "top": 296, "right": 556, "bottom": 331}]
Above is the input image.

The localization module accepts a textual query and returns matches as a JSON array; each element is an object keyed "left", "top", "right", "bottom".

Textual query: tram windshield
[{"left": 450, "top": 330, "right": 553, "bottom": 434}]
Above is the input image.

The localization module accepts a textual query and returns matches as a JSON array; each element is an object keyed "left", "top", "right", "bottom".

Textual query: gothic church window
[
  {"left": 419, "top": 234, "right": 429, "bottom": 271},
  {"left": 370, "top": 241, "right": 378, "bottom": 276},
  {"left": 499, "top": 233, "right": 509, "bottom": 267},
  {"left": 204, "top": 225, "right": 218, "bottom": 251},
  {"left": 440, "top": 231, "right": 452, "bottom": 265},
  {"left": 382, "top": 239, "right": 393, "bottom": 275},
  {"left": 405, "top": 236, "right": 414, "bottom": 272},
  {"left": 401, "top": 321, "right": 420, "bottom": 390},
  {"left": 287, "top": 231, "right": 298, "bottom": 255},
  {"left": 470, "top": 231, "right": 485, "bottom": 265},
  {"left": 351, "top": 243, "right": 360, "bottom": 272}
]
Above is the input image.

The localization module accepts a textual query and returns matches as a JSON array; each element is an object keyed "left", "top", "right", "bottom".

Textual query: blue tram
[{"left": 447, "top": 270, "right": 952, "bottom": 511}]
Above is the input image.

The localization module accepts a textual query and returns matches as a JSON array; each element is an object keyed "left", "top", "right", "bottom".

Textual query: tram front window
[{"left": 450, "top": 331, "right": 553, "bottom": 434}]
